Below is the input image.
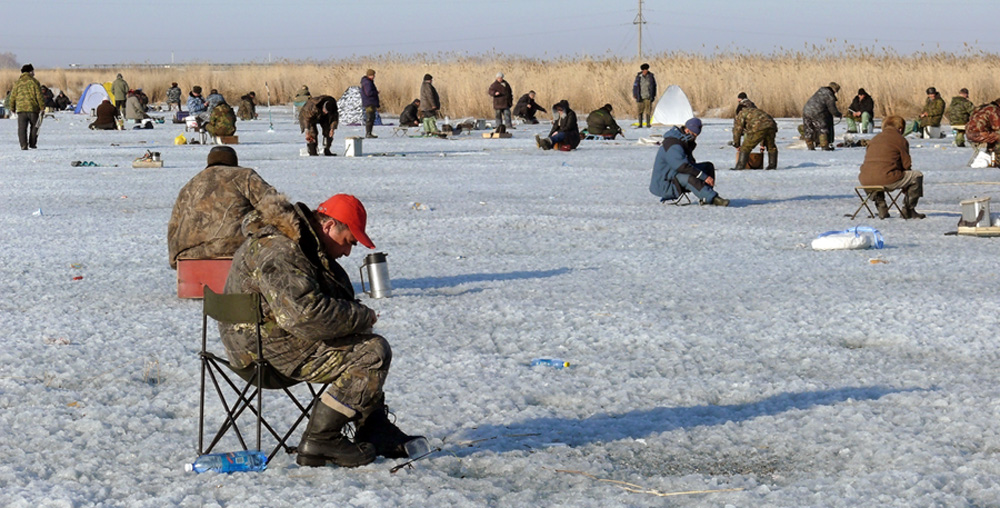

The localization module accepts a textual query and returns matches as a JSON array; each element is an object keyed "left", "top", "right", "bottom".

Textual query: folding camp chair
[
  {"left": 197, "top": 287, "right": 330, "bottom": 462},
  {"left": 852, "top": 185, "right": 904, "bottom": 220}
]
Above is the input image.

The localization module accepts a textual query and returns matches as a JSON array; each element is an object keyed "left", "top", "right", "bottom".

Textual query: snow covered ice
[{"left": 2, "top": 108, "right": 1000, "bottom": 507}]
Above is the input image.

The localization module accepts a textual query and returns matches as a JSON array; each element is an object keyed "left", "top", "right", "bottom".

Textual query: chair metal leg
[{"left": 852, "top": 187, "right": 876, "bottom": 219}]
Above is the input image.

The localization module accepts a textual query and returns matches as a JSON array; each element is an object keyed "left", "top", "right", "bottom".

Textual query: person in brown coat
[
  {"left": 858, "top": 115, "right": 925, "bottom": 219},
  {"left": 487, "top": 72, "right": 513, "bottom": 129},
  {"left": 88, "top": 99, "right": 120, "bottom": 130},
  {"left": 166, "top": 146, "right": 278, "bottom": 269}
]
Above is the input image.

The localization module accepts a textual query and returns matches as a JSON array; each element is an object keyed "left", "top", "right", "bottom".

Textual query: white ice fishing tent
[
  {"left": 74, "top": 83, "right": 111, "bottom": 115},
  {"left": 651, "top": 84, "right": 694, "bottom": 126}
]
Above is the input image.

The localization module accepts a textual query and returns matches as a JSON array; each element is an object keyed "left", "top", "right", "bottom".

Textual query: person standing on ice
[
  {"left": 361, "top": 69, "right": 380, "bottom": 138},
  {"left": 220, "top": 193, "right": 422, "bottom": 468},
  {"left": 649, "top": 118, "right": 730, "bottom": 206},
  {"left": 859, "top": 115, "right": 925, "bottom": 219},
  {"left": 111, "top": 72, "right": 128, "bottom": 116},
  {"left": 7, "top": 63, "right": 44, "bottom": 150},
  {"left": 167, "top": 146, "right": 278, "bottom": 269},
  {"left": 801, "top": 82, "right": 842, "bottom": 151},
  {"left": 488, "top": 72, "right": 513, "bottom": 130},
  {"left": 419, "top": 74, "right": 440, "bottom": 133},
  {"left": 632, "top": 63, "right": 657, "bottom": 128},
  {"left": 166, "top": 82, "right": 182, "bottom": 112},
  {"left": 298, "top": 94, "right": 339, "bottom": 156}
]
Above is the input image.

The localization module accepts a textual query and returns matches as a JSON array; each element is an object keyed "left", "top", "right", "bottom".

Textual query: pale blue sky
[{"left": 3, "top": 0, "right": 997, "bottom": 67}]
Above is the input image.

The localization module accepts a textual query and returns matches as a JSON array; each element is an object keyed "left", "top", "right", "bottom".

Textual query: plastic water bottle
[
  {"left": 530, "top": 358, "right": 570, "bottom": 369},
  {"left": 185, "top": 450, "right": 268, "bottom": 474}
]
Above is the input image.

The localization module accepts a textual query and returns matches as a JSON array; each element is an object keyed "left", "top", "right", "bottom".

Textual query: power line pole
[{"left": 633, "top": 0, "right": 646, "bottom": 60}]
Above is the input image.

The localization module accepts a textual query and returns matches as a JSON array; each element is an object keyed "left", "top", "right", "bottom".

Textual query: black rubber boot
[
  {"left": 296, "top": 402, "right": 376, "bottom": 468},
  {"left": 306, "top": 142, "right": 318, "bottom": 156},
  {"left": 323, "top": 139, "right": 335, "bottom": 156},
  {"left": 354, "top": 400, "right": 423, "bottom": 459},
  {"left": 732, "top": 150, "right": 750, "bottom": 170},
  {"left": 872, "top": 191, "right": 890, "bottom": 219},
  {"left": 766, "top": 150, "right": 778, "bottom": 170},
  {"left": 902, "top": 177, "right": 926, "bottom": 219}
]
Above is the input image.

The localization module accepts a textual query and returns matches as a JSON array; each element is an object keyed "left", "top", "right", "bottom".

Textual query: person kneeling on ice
[
  {"left": 89, "top": 99, "right": 121, "bottom": 130},
  {"left": 859, "top": 115, "right": 925, "bottom": 219},
  {"left": 648, "top": 118, "right": 730, "bottom": 206},
  {"left": 535, "top": 100, "right": 580, "bottom": 151},
  {"left": 220, "top": 193, "right": 422, "bottom": 467},
  {"left": 166, "top": 146, "right": 278, "bottom": 269},
  {"left": 585, "top": 104, "right": 623, "bottom": 139},
  {"left": 298, "top": 95, "right": 339, "bottom": 156}
]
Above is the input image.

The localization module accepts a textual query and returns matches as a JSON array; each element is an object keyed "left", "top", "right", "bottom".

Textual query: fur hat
[
  {"left": 206, "top": 146, "right": 239, "bottom": 168},
  {"left": 603, "top": 103, "right": 613, "bottom": 112},
  {"left": 640, "top": 63, "right": 650, "bottom": 71},
  {"left": 684, "top": 117, "right": 703, "bottom": 135},
  {"left": 828, "top": 82, "right": 841, "bottom": 93},
  {"left": 737, "top": 92, "right": 748, "bottom": 100},
  {"left": 21, "top": 64, "right": 33, "bottom": 73},
  {"left": 496, "top": 72, "right": 504, "bottom": 79},
  {"left": 423, "top": 74, "right": 433, "bottom": 81}
]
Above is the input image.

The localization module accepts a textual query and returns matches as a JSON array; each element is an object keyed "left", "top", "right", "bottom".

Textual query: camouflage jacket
[
  {"left": 733, "top": 106, "right": 777, "bottom": 145},
  {"left": 237, "top": 95, "right": 257, "bottom": 120},
  {"left": 8, "top": 72, "right": 45, "bottom": 113},
  {"left": 298, "top": 95, "right": 339, "bottom": 138},
  {"left": 921, "top": 96, "right": 946, "bottom": 127},
  {"left": 166, "top": 165, "right": 277, "bottom": 268},
  {"left": 803, "top": 87, "right": 840, "bottom": 120},
  {"left": 206, "top": 103, "right": 237, "bottom": 136},
  {"left": 966, "top": 101, "right": 1000, "bottom": 145},
  {"left": 221, "top": 195, "right": 375, "bottom": 374},
  {"left": 111, "top": 77, "right": 128, "bottom": 102},
  {"left": 166, "top": 86, "right": 182, "bottom": 104},
  {"left": 947, "top": 96, "right": 975, "bottom": 125}
]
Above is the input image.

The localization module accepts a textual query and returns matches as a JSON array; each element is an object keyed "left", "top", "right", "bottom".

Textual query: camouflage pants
[
  {"left": 295, "top": 333, "right": 391, "bottom": 416},
  {"left": 739, "top": 128, "right": 777, "bottom": 155},
  {"left": 304, "top": 119, "right": 335, "bottom": 150},
  {"left": 802, "top": 115, "right": 833, "bottom": 143}
]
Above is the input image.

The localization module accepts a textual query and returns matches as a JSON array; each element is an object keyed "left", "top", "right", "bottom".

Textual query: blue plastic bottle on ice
[
  {"left": 530, "top": 358, "right": 570, "bottom": 369},
  {"left": 186, "top": 450, "right": 268, "bottom": 473}
]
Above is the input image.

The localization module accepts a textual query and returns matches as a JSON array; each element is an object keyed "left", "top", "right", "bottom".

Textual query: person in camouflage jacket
[
  {"left": 965, "top": 99, "right": 1000, "bottom": 153},
  {"left": 166, "top": 82, "right": 182, "bottom": 111},
  {"left": 237, "top": 91, "right": 257, "bottom": 121},
  {"left": 205, "top": 99, "right": 237, "bottom": 137},
  {"left": 166, "top": 146, "right": 277, "bottom": 269},
  {"left": 298, "top": 95, "right": 339, "bottom": 156},
  {"left": 221, "top": 193, "right": 420, "bottom": 467},
  {"left": 732, "top": 103, "right": 778, "bottom": 170},
  {"left": 8, "top": 64, "right": 45, "bottom": 150},
  {"left": 904, "top": 87, "right": 946, "bottom": 137},
  {"left": 585, "top": 103, "right": 622, "bottom": 138},
  {"left": 947, "top": 88, "right": 975, "bottom": 147},
  {"left": 801, "top": 82, "right": 842, "bottom": 150}
]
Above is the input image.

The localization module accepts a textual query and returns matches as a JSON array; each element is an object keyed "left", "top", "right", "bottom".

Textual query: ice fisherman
[
  {"left": 513, "top": 90, "right": 546, "bottom": 124},
  {"left": 187, "top": 86, "right": 209, "bottom": 122},
  {"left": 361, "top": 69, "right": 381, "bottom": 138},
  {"left": 947, "top": 88, "right": 975, "bottom": 147},
  {"left": 88, "top": 99, "right": 120, "bottom": 130},
  {"left": 858, "top": 115, "right": 925, "bottom": 219},
  {"left": 649, "top": 118, "right": 730, "bottom": 207},
  {"left": 111, "top": 73, "right": 128, "bottom": 115},
  {"left": 419, "top": 74, "right": 440, "bottom": 134},
  {"left": 220, "top": 193, "right": 423, "bottom": 468},
  {"left": 166, "top": 146, "right": 278, "bottom": 269},
  {"left": 166, "top": 82, "right": 182, "bottom": 112},
  {"left": 488, "top": 72, "right": 513, "bottom": 130},
  {"left": 904, "top": 87, "right": 946, "bottom": 138},
  {"left": 399, "top": 99, "right": 420, "bottom": 127},
  {"left": 205, "top": 97, "right": 237, "bottom": 138},
  {"left": 585, "top": 104, "right": 623, "bottom": 139},
  {"left": 965, "top": 98, "right": 1000, "bottom": 154},
  {"left": 847, "top": 88, "right": 875, "bottom": 134},
  {"left": 734, "top": 92, "right": 756, "bottom": 116},
  {"left": 7, "top": 63, "right": 45, "bottom": 150},
  {"left": 801, "top": 82, "right": 842, "bottom": 151},
  {"left": 535, "top": 100, "right": 580, "bottom": 150},
  {"left": 732, "top": 101, "right": 778, "bottom": 170},
  {"left": 124, "top": 89, "right": 149, "bottom": 124},
  {"left": 237, "top": 91, "right": 257, "bottom": 121},
  {"left": 632, "top": 63, "right": 657, "bottom": 128},
  {"left": 298, "top": 95, "right": 339, "bottom": 156}
]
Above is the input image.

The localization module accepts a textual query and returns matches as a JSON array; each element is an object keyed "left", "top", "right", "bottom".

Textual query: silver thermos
[{"left": 359, "top": 252, "right": 392, "bottom": 298}]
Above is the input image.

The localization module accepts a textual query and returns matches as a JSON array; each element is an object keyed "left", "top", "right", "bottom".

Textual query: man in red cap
[{"left": 221, "top": 193, "right": 420, "bottom": 468}]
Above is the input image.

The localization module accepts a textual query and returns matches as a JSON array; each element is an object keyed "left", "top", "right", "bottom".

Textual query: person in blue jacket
[
  {"left": 648, "top": 118, "right": 730, "bottom": 206},
  {"left": 361, "top": 69, "right": 380, "bottom": 138}
]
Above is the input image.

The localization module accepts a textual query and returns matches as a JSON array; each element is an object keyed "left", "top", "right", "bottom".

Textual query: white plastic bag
[
  {"left": 970, "top": 150, "right": 993, "bottom": 168},
  {"left": 811, "top": 226, "right": 884, "bottom": 251}
]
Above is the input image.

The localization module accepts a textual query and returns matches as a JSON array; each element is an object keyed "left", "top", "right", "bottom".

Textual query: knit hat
[
  {"left": 684, "top": 117, "right": 703, "bottom": 135},
  {"left": 737, "top": 92, "right": 748, "bottom": 100},
  {"left": 21, "top": 64, "right": 33, "bottom": 73},
  {"left": 192, "top": 86, "right": 202, "bottom": 94},
  {"left": 828, "top": 82, "right": 841, "bottom": 93},
  {"left": 366, "top": 69, "right": 376, "bottom": 77},
  {"left": 423, "top": 74, "right": 433, "bottom": 81},
  {"left": 603, "top": 103, "right": 613, "bottom": 111},
  {"left": 496, "top": 72, "right": 504, "bottom": 79},
  {"left": 960, "top": 88, "right": 970, "bottom": 95},
  {"left": 857, "top": 88, "right": 868, "bottom": 96},
  {"left": 926, "top": 87, "right": 937, "bottom": 95},
  {"left": 317, "top": 194, "right": 375, "bottom": 249},
  {"left": 206, "top": 146, "right": 238, "bottom": 167}
]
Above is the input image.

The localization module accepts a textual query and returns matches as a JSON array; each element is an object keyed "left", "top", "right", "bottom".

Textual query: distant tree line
[{"left": 0, "top": 53, "right": 18, "bottom": 68}]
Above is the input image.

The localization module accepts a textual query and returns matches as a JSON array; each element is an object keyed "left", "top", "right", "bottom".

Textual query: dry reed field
[{"left": 4, "top": 51, "right": 1000, "bottom": 121}]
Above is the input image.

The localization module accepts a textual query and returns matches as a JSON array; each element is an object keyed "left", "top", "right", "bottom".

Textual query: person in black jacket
[
  {"left": 847, "top": 88, "right": 875, "bottom": 134},
  {"left": 399, "top": 99, "right": 420, "bottom": 127},
  {"left": 535, "top": 100, "right": 580, "bottom": 150},
  {"left": 513, "top": 91, "right": 546, "bottom": 124}
]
